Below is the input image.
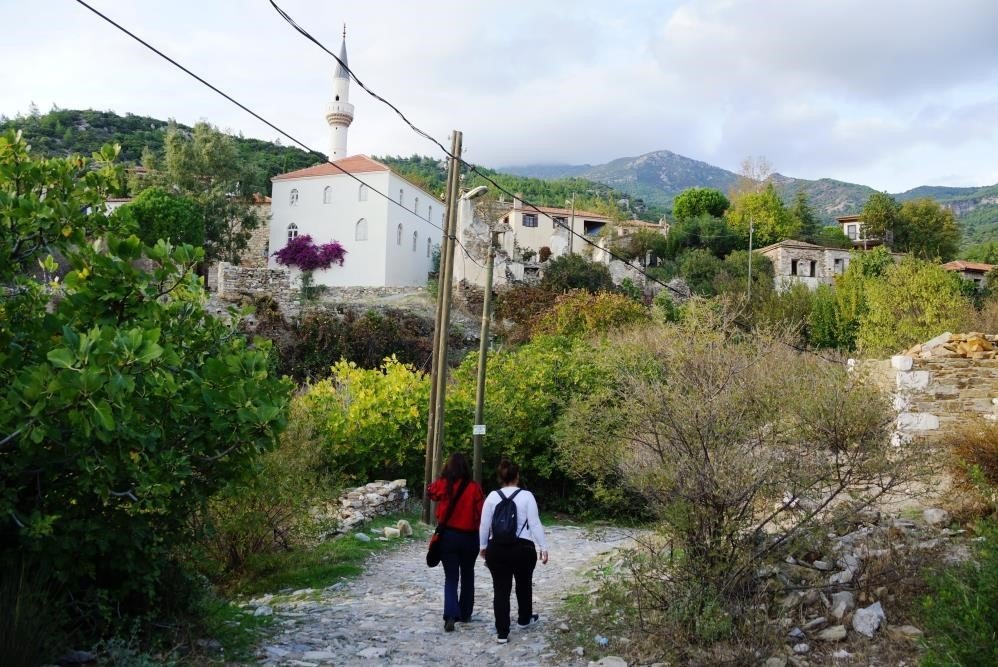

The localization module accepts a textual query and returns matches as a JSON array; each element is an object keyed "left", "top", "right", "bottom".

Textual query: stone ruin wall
[
  {"left": 860, "top": 332, "right": 998, "bottom": 444},
  {"left": 208, "top": 261, "right": 429, "bottom": 317},
  {"left": 320, "top": 479, "right": 410, "bottom": 534}
]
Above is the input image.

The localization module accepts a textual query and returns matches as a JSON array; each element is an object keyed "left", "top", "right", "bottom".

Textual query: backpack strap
[{"left": 503, "top": 489, "right": 528, "bottom": 538}]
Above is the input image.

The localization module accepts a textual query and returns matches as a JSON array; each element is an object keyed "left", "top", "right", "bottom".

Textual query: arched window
[
  {"left": 358, "top": 184, "right": 369, "bottom": 201},
  {"left": 287, "top": 223, "right": 299, "bottom": 242},
  {"left": 355, "top": 218, "right": 368, "bottom": 242},
  {"left": 323, "top": 186, "right": 332, "bottom": 204},
  {"left": 427, "top": 237, "right": 432, "bottom": 258},
  {"left": 289, "top": 188, "right": 299, "bottom": 206},
  {"left": 414, "top": 197, "right": 420, "bottom": 216},
  {"left": 428, "top": 205, "right": 433, "bottom": 222},
  {"left": 412, "top": 231, "right": 418, "bottom": 252},
  {"left": 396, "top": 223, "right": 403, "bottom": 246},
  {"left": 399, "top": 189, "right": 404, "bottom": 205}
]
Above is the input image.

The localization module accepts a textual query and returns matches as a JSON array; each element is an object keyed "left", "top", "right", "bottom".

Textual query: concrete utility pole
[
  {"left": 422, "top": 130, "right": 462, "bottom": 524},
  {"left": 472, "top": 226, "right": 500, "bottom": 485}
]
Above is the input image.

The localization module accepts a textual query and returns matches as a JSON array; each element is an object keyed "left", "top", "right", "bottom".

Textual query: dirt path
[{"left": 255, "top": 525, "right": 635, "bottom": 666}]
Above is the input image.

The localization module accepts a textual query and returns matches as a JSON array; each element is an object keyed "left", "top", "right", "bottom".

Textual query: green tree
[
  {"left": 857, "top": 257, "right": 973, "bottom": 356},
  {"left": 812, "top": 225, "right": 854, "bottom": 249},
  {"left": 861, "top": 191, "right": 902, "bottom": 247},
  {"left": 611, "top": 228, "right": 669, "bottom": 263},
  {"left": 678, "top": 248, "right": 724, "bottom": 296},
  {"left": 151, "top": 121, "right": 260, "bottom": 264},
  {"left": 664, "top": 214, "right": 743, "bottom": 260},
  {"left": 114, "top": 186, "right": 204, "bottom": 248},
  {"left": 896, "top": 197, "right": 960, "bottom": 261},
  {"left": 789, "top": 190, "right": 820, "bottom": 242},
  {"left": 713, "top": 249, "right": 774, "bottom": 298},
  {"left": 541, "top": 254, "right": 614, "bottom": 293},
  {"left": 0, "top": 132, "right": 291, "bottom": 637},
  {"left": 672, "top": 187, "right": 730, "bottom": 222},
  {"left": 962, "top": 242, "right": 998, "bottom": 264},
  {"left": 725, "top": 182, "right": 800, "bottom": 247}
]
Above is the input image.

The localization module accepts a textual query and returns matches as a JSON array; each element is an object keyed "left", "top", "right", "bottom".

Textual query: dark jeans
[
  {"left": 485, "top": 538, "right": 538, "bottom": 638},
  {"left": 440, "top": 528, "right": 479, "bottom": 621}
]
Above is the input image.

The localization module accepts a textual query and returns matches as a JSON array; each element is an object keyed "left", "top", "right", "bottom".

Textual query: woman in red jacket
[{"left": 426, "top": 452, "right": 485, "bottom": 632}]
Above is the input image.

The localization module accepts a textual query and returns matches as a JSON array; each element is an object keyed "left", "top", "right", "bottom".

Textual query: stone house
[
  {"left": 835, "top": 213, "right": 886, "bottom": 249},
  {"left": 757, "top": 240, "right": 852, "bottom": 291},
  {"left": 941, "top": 259, "right": 994, "bottom": 287}
]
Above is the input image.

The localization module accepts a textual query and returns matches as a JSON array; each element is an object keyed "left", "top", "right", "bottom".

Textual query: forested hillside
[
  {"left": 0, "top": 107, "right": 325, "bottom": 196},
  {"left": 376, "top": 155, "right": 665, "bottom": 222}
]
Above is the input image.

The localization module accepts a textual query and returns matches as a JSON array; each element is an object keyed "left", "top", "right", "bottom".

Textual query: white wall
[{"left": 269, "top": 170, "right": 442, "bottom": 287}]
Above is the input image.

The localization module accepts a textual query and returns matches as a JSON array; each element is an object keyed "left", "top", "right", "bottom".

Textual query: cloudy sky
[{"left": 3, "top": 0, "right": 996, "bottom": 192}]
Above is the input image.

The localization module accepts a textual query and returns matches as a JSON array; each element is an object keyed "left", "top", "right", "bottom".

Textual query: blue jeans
[{"left": 440, "top": 528, "right": 479, "bottom": 621}]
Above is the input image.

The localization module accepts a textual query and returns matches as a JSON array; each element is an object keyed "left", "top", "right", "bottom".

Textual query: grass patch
[{"left": 221, "top": 510, "right": 428, "bottom": 598}]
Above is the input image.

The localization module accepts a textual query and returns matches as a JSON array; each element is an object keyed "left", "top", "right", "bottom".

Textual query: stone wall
[
  {"left": 325, "top": 480, "right": 410, "bottom": 533},
  {"left": 873, "top": 332, "right": 998, "bottom": 443},
  {"left": 212, "top": 262, "right": 296, "bottom": 312},
  {"left": 239, "top": 202, "right": 272, "bottom": 269}
]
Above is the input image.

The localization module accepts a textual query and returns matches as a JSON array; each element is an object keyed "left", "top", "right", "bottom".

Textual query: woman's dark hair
[
  {"left": 496, "top": 458, "right": 519, "bottom": 485},
  {"left": 442, "top": 452, "right": 471, "bottom": 487}
]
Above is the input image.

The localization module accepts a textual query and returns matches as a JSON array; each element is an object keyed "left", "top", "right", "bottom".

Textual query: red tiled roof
[
  {"left": 942, "top": 260, "right": 994, "bottom": 273},
  {"left": 273, "top": 154, "right": 389, "bottom": 181}
]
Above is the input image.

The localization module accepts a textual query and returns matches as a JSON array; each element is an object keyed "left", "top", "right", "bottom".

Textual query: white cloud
[{"left": 1, "top": 0, "right": 995, "bottom": 192}]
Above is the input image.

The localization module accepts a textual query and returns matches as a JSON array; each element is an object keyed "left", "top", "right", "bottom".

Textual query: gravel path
[{"left": 255, "top": 525, "right": 635, "bottom": 666}]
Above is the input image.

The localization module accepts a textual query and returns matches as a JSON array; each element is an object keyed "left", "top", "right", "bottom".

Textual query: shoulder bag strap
[{"left": 439, "top": 479, "right": 470, "bottom": 529}]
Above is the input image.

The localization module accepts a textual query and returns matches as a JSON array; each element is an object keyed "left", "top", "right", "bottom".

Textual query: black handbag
[{"left": 426, "top": 479, "right": 469, "bottom": 568}]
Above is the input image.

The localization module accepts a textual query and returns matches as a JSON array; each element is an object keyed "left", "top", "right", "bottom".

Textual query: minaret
[{"left": 325, "top": 25, "right": 354, "bottom": 159}]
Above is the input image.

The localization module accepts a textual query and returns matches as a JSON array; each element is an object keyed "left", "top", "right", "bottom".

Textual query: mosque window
[
  {"left": 414, "top": 197, "right": 420, "bottom": 216},
  {"left": 323, "top": 186, "right": 333, "bottom": 204},
  {"left": 287, "top": 223, "right": 299, "bottom": 242},
  {"left": 427, "top": 237, "right": 432, "bottom": 258},
  {"left": 397, "top": 224, "right": 403, "bottom": 245},
  {"left": 412, "top": 231, "right": 418, "bottom": 252},
  {"left": 355, "top": 219, "right": 368, "bottom": 242},
  {"left": 289, "top": 188, "right": 299, "bottom": 206},
  {"left": 358, "top": 184, "right": 369, "bottom": 201}
]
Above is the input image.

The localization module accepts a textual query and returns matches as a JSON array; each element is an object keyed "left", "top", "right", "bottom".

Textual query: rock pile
[
  {"left": 314, "top": 479, "right": 410, "bottom": 534},
  {"left": 757, "top": 509, "right": 961, "bottom": 665},
  {"left": 904, "top": 331, "right": 996, "bottom": 359}
]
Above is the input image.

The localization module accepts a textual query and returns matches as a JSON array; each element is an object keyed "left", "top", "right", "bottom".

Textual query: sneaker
[
  {"left": 496, "top": 636, "right": 508, "bottom": 644},
  {"left": 444, "top": 618, "right": 455, "bottom": 632},
  {"left": 516, "top": 614, "right": 539, "bottom": 629}
]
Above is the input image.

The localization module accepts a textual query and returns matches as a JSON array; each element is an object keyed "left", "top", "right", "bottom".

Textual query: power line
[
  {"left": 71, "top": 0, "right": 484, "bottom": 269},
  {"left": 267, "top": 3, "right": 845, "bottom": 365}
]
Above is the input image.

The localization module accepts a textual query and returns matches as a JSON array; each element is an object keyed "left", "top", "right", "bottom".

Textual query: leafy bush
[
  {"left": 493, "top": 285, "right": 559, "bottom": 344},
  {"left": 857, "top": 256, "right": 973, "bottom": 356},
  {"left": 194, "top": 397, "right": 340, "bottom": 578},
  {"left": 447, "top": 334, "right": 610, "bottom": 511},
  {"left": 531, "top": 290, "right": 648, "bottom": 339},
  {"left": 0, "top": 134, "right": 291, "bottom": 636},
  {"left": 295, "top": 358, "right": 430, "bottom": 485},
  {"left": 541, "top": 253, "right": 614, "bottom": 294},
  {"left": 555, "top": 309, "right": 916, "bottom": 651},
  {"left": 919, "top": 520, "right": 998, "bottom": 667},
  {"left": 113, "top": 186, "right": 204, "bottom": 249}
]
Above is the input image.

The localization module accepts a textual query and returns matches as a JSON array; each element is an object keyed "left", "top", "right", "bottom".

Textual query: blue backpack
[{"left": 491, "top": 489, "right": 525, "bottom": 545}]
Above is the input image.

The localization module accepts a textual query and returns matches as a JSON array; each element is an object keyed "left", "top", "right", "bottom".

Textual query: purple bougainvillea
[{"left": 272, "top": 234, "right": 347, "bottom": 271}]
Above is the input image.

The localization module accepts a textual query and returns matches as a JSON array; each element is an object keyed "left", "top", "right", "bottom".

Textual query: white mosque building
[{"left": 268, "top": 32, "right": 443, "bottom": 287}]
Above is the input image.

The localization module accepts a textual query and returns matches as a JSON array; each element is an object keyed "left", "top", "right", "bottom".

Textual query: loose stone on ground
[{"left": 256, "top": 525, "right": 635, "bottom": 666}]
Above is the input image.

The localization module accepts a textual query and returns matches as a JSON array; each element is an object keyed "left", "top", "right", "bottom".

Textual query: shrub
[
  {"left": 296, "top": 357, "right": 430, "bottom": 485},
  {"left": 857, "top": 256, "right": 974, "bottom": 356},
  {"left": 531, "top": 290, "right": 648, "bottom": 339},
  {"left": 555, "top": 309, "right": 917, "bottom": 652},
  {"left": 942, "top": 419, "right": 998, "bottom": 519},
  {"left": 541, "top": 254, "right": 614, "bottom": 294},
  {"left": 0, "top": 134, "right": 291, "bottom": 637},
  {"left": 194, "top": 397, "right": 340, "bottom": 578},
  {"left": 493, "top": 285, "right": 559, "bottom": 344},
  {"left": 919, "top": 520, "right": 998, "bottom": 667}
]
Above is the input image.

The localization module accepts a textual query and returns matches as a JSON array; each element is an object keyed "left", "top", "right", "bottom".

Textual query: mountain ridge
[{"left": 500, "top": 150, "right": 998, "bottom": 240}]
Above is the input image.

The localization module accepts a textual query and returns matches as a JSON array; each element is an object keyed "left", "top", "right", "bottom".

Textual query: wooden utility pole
[
  {"left": 421, "top": 130, "right": 462, "bottom": 523},
  {"left": 472, "top": 228, "right": 500, "bottom": 485}
]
